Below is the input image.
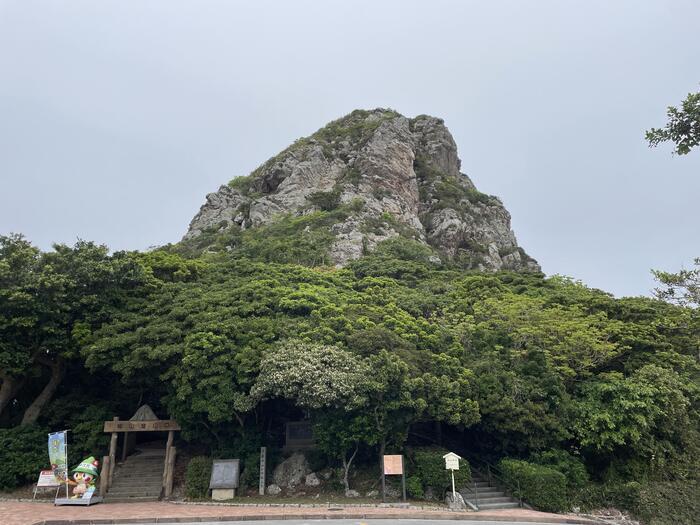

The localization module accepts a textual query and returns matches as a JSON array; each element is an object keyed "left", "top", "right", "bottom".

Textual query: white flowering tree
[
  {"left": 247, "top": 340, "right": 377, "bottom": 492},
  {"left": 249, "top": 340, "right": 371, "bottom": 409},
  {"left": 247, "top": 340, "right": 481, "bottom": 493}
]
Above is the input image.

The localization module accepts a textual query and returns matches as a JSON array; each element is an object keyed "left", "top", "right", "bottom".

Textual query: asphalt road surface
[{"left": 155, "top": 521, "right": 564, "bottom": 525}]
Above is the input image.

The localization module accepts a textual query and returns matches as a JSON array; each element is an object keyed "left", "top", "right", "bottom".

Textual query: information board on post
[
  {"left": 383, "top": 454, "right": 403, "bottom": 475},
  {"left": 33, "top": 470, "right": 61, "bottom": 500},
  {"left": 37, "top": 470, "right": 61, "bottom": 487},
  {"left": 381, "top": 454, "right": 406, "bottom": 502},
  {"left": 443, "top": 452, "right": 460, "bottom": 470},
  {"left": 442, "top": 452, "right": 462, "bottom": 501},
  {"left": 209, "top": 459, "right": 240, "bottom": 489}
]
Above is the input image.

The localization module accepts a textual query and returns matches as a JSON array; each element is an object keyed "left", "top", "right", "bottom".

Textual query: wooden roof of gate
[{"left": 103, "top": 404, "right": 180, "bottom": 432}]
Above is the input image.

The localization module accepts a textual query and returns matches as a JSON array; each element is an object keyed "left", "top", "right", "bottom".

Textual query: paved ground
[
  {"left": 0, "top": 501, "right": 598, "bottom": 525},
  {"left": 158, "top": 521, "right": 576, "bottom": 525}
]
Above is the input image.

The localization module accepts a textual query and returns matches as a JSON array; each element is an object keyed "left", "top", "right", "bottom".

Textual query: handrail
[
  {"left": 461, "top": 451, "right": 523, "bottom": 508},
  {"left": 459, "top": 479, "right": 479, "bottom": 509}
]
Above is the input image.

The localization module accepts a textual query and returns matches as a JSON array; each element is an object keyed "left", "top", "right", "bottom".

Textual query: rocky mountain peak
[{"left": 183, "top": 109, "right": 539, "bottom": 272}]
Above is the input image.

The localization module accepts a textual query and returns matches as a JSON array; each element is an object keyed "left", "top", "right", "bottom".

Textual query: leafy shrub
[
  {"left": 185, "top": 456, "right": 212, "bottom": 499},
  {"left": 311, "top": 109, "right": 400, "bottom": 147},
  {"left": 411, "top": 448, "right": 470, "bottom": 497},
  {"left": 576, "top": 480, "right": 699, "bottom": 525},
  {"left": 0, "top": 425, "right": 49, "bottom": 490},
  {"left": 228, "top": 174, "right": 255, "bottom": 195},
  {"left": 637, "top": 480, "right": 700, "bottom": 525},
  {"left": 531, "top": 449, "right": 589, "bottom": 490},
  {"left": 373, "top": 238, "right": 437, "bottom": 264},
  {"left": 346, "top": 197, "right": 365, "bottom": 212},
  {"left": 238, "top": 452, "right": 261, "bottom": 491},
  {"left": 406, "top": 475, "right": 424, "bottom": 499},
  {"left": 341, "top": 167, "right": 362, "bottom": 185},
  {"left": 499, "top": 458, "right": 568, "bottom": 512},
  {"left": 237, "top": 212, "right": 338, "bottom": 266},
  {"left": 308, "top": 189, "right": 342, "bottom": 211},
  {"left": 575, "top": 481, "right": 640, "bottom": 512}
]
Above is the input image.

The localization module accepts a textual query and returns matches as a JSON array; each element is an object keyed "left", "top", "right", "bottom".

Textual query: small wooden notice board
[{"left": 381, "top": 454, "right": 406, "bottom": 502}]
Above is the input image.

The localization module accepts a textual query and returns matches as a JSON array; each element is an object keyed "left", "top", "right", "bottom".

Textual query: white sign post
[
  {"left": 442, "top": 452, "right": 461, "bottom": 501},
  {"left": 259, "top": 447, "right": 266, "bottom": 496},
  {"left": 33, "top": 470, "right": 61, "bottom": 500}
]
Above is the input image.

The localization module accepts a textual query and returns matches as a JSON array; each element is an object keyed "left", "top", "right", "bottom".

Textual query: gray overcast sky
[{"left": 1, "top": 0, "right": 698, "bottom": 298}]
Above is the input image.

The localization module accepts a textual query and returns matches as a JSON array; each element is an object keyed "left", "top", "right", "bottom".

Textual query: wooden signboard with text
[
  {"left": 103, "top": 420, "right": 181, "bottom": 432},
  {"left": 381, "top": 454, "right": 406, "bottom": 502},
  {"left": 383, "top": 455, "right": 404, "bottom": 475}
]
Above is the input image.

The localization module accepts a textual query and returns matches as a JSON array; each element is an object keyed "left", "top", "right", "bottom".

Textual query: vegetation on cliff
[{"left": 1, "top": 231, "right": 698, "bottom": 522}]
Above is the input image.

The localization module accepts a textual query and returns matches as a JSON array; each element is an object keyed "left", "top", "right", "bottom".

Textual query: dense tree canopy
[
  {"left": 1, "top": 234, "right": 698, "bottom": 501},
  {"left": 646, "top": 89, "right": 700, "bottom": 155},
  {"left": 0, "top": 234, "right": 148, "bottom": 425}
]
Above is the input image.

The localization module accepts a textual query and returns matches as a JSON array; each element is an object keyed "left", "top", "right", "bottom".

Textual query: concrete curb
[{"left": 32, "top": 512, "right": 601, "bottom": 524}]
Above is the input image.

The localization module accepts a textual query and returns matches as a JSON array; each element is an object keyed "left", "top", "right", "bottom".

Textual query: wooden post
[
  {"left": 162, "top": 430, "right": 174, "bottom": 492},
  {"left": 165, "top": 430, "right": 175, "bottom": 456},
  {"left": 381, "top": 455, "right": 386, "bottom": 502},
  {"left": 108, "top": 417, "right": 118, "bottom": 486},
  {"left": 164, "top": 446, "right": 176, "bottom": 498},
  {"left": 401, "top": 455, "right": 406, "bottom": 502},
  {"left": 100, "top": 455, "right": 111, "bottom": 495}
]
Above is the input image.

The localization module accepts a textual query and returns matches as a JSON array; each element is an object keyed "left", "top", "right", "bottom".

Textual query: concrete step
[
  {"left": 115, "top": 470, "right": 163, "bottom": 475},
  {"left": 111, "top": 483, "right": 163, "bottom": 490},
  {"left": 113, "top": 481, "right": 162, "bottom": 486},
  {"left": 111, "top": 479, "right": 163, "bottom": 485},
  {"left": 462, "top": 490, "right": 506, "bottom": 498},
  {"left": 112, "top": 480, "right": 163, "bottom": 486},
  {"left": 114, "top": 470, "right": 163, "bottom": 475},
  {"left": 113, "top": 477, "right": 162, "bottom": 483},
  {"left": 116, "top": 472, "right": 163, "bottom": 477},
  {"left": 105, "top": 496, "right": 160, "bottom": 503},
  {"left": 117, "top": 463, "right": 165, "bottom": 468},
  {"left": 469, "top": 496, "right": 514, "bottom": 504},
  {"left": 473, "top": 501, "right": 521, "bottom": 510},
  {"left": 107, "top": 490, "right": 162, "bottom": 497}
]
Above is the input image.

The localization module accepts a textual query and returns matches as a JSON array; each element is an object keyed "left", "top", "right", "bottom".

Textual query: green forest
[{"left": 1, "top": 230, "right": 698, "bottom": 523}]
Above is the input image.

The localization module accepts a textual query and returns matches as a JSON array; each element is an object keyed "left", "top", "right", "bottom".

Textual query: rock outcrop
[
  {"left": 272, "top": 452, "right": 310, "bottom": 489},
  {"left": 183, "top": 109, "right": 539, "bottom": 272}
]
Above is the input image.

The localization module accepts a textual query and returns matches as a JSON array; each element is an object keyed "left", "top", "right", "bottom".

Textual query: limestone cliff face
[{"left": 184, "top": 109, "right": 539, "bottom": 271}]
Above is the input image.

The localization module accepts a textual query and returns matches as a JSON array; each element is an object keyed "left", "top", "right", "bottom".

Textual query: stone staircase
[
  {"left": 460, "top": 471, "right": 521, "bottom": 510},
  {"left": 104, "top": 447, "right": 165, "bottom": 503}
]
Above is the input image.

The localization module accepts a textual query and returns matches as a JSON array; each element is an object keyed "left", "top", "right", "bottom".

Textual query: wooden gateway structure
[{"left": 100, "top": 405, "right": 180, "bottom": 500}]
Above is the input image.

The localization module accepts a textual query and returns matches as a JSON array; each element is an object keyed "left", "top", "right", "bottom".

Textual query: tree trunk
[
  {"left": 20, "top": 358, "right": 64, "bottom": 426},
  {"left": 0, "top": 374, "right": 18, "bottom": 418},
  {"left": 378, "top": 438, "right": 386, "bottom": 485},
  {"left": 342, "top": 445, "right": 359, "bottom": 494}
]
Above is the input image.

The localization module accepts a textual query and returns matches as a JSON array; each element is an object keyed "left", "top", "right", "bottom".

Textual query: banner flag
[{"left": 48, "top": 431, "right": 68, "bottom": 482}]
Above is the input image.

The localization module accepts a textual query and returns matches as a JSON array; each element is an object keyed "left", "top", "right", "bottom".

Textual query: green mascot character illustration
[{"left": 68, "top": 456, "right": 99, "bottom": 498}]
